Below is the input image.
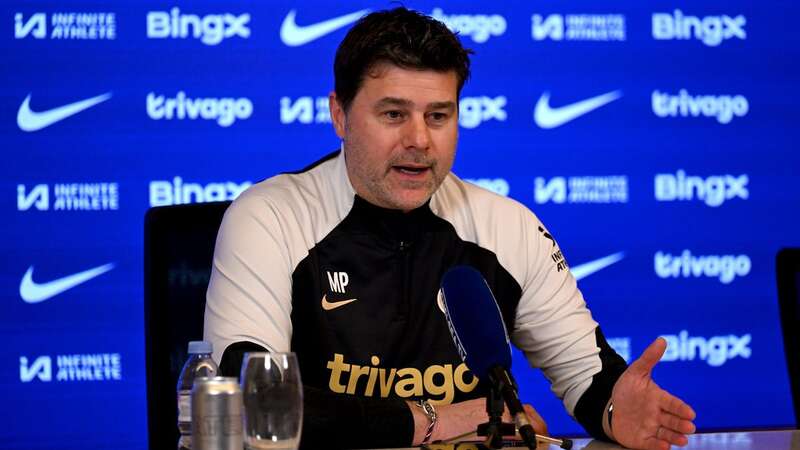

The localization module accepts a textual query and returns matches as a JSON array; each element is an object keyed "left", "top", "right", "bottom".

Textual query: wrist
[
  {"left": 408, "top": 400, "right": 438, "bottom": 445},
  {"left": 416, "top": 399, "right": 438, "bottom": 445},
  {"left": 602, "top": 399, "right": 615, "bottom": 442}
]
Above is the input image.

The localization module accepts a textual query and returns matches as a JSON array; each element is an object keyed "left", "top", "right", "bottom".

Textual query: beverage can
[{"left": 191, "top": 376, "right": 243, "bottom": 450}]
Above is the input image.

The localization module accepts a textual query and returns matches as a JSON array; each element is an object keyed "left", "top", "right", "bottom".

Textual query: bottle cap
[{"left": 187, "top": 341, "right": 213, "bottom": 354}]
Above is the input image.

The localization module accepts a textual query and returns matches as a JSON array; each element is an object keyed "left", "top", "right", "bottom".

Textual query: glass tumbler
[{"left": 240, "top": 352, "right": 303, "bottom": 450}]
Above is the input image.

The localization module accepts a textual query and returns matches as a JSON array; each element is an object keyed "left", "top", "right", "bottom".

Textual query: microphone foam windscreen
[{"left": 440, "top": 265, "right": 511, "bottom": 380}]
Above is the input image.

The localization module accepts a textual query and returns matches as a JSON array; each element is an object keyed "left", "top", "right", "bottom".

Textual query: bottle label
[{"left": 178, "top": 392, "right": 192, "bottom": 422}]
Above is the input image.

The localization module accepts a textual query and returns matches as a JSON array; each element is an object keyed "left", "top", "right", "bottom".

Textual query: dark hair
[{"left": 334, "top": 7, "right": 473, "bottom": 112}]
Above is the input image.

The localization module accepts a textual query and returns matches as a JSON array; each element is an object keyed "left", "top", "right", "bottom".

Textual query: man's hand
[
  {"left": 408, "top": 398, "right": 548, "bottom": 445},
  {"left": 609, "top": 337, "right": 697, "bottom": 450}
]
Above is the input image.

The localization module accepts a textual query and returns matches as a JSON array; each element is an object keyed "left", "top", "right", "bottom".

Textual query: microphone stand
[
  {"left": 478, "top": 366, "right": 573, "bottom": 450},
  {"left": 476, "top": 383, "right": 515, "bottom": 449}
]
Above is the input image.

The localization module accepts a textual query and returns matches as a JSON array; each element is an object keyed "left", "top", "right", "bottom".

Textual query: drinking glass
[{"left": 240, "top": 352, "right": 303, "bottom": 450}]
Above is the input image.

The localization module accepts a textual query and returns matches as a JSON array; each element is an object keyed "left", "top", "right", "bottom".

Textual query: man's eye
[
  {"left": 428, "top": 112, "right": 449, "bottom": 123},
  {"left": 384, "top": 110, "right": 404, "bottom": 120}
]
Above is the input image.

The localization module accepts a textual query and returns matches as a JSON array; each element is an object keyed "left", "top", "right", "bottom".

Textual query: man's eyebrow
[
  {"left": 374, "top": 97, "right": 413, "bottom": 109},
  {"left": 373, "top": 98, "right": 457, "bottom": 111},
  {"left": 428, "top": 101, "right": 457, "bottom": 111}
]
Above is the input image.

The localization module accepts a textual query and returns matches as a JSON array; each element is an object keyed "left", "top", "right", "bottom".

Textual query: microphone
[{"left": 440, "top": 265, "right": 572, "bottom": 450}]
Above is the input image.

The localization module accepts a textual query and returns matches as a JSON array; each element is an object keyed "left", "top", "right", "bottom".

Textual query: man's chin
[{"left": 388, "top": 190, "right": 433, "bottom": 212}]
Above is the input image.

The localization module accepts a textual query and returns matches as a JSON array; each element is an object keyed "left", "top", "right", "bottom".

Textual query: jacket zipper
[{"left": 398, "top": 240, "right": 411, "bottom": 319}]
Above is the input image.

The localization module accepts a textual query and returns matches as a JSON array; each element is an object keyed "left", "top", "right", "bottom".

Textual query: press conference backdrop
[{"left": 2, "top": 1, "right": 798, "bottom": 449}]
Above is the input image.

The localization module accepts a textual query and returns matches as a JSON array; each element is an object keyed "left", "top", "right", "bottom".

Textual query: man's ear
[{"left": 329, "top": 92, "right": 346, "bottom": 139}]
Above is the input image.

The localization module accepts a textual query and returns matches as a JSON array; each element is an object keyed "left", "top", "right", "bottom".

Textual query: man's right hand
[{"left": 409, "top": 398, "right": 548, "bottom": 445}]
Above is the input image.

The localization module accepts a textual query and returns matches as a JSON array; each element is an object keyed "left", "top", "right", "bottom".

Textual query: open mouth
[{"left": 393, "top": 165, "right": 430, "bottom": 175}]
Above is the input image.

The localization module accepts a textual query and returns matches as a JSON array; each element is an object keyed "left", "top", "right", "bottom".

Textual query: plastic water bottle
[{"left": 177, "top": 341, "right": 218, "bottom": 450}]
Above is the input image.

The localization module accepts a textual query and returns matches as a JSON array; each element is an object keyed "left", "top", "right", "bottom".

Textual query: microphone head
[{"left": 440, "top": 265, "right": 511, "bottom": 380}]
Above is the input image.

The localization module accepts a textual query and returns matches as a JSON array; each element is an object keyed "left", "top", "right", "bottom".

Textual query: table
[
  {"left": 371, "top": 430, "right": 800, "bottom": 450},
  {"left": 563, "top": 430, "right": 800, "bottom": 450}
]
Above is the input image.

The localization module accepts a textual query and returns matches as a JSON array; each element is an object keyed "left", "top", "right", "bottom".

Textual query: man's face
[{"left": 330, "top": 64, "right": 459, "bottom": 212}]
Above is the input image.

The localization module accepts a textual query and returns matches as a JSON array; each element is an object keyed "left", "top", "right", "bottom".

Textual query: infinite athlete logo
[
  {"left": 535, "top": 176, "right": 628, "bottom": 204},
  {"left": 15, "top": 12, "right": 116, "bottom": 40},
  {"left": 20, "top": 353, "right": 122, "bottom": 382},
  {"left": 532, "top": 13, "right": 626, "bottom": 42},
  {"left": 17, "top": 183, "right": 119, "bottom": 211}
]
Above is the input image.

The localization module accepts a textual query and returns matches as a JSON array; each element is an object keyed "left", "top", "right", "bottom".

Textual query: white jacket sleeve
[
  {"left": 203, "top": 193, "right": 294, "bottom": 364},
  {"left": 510, "top": 207, "right": 603, "bottom": 417}
]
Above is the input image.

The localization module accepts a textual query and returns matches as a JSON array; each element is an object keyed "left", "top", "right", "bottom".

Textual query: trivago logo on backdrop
[
  {"left": 652, "top": 90, "right": 750, "bottom": 124},
  {"left": 14, "top": 12, "right": 116, "bottom": 40},
  {"left": 431, "top": 8, "right": 506, "bottom": 44},
  {"left": 19, "top": 353, "right": 122, "bottom": 383},
  {"left": 146, "top": 91, "right": 254, "bottom": 127},
  {"left": 654, "top": 250, "right": 752, "bottom": 284}
]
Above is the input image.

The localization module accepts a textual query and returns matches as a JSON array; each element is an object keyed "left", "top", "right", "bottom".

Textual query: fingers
[
  {"left": 661, "top": 391, "right": 697, "bottom": 421},
  {"left": 656, "top": 424, "right": 690, "bottom": 447},
  {"left": 643, "top": 436, "right": 671, "bottom": 450},
  {"left": 630, "top": 337, "right": 667, "bottom": 375},
  {"left": 523, "top": 404, "right": 548, "bottom": 436},
  {"left": 660, "top": 411, "right": 696, "bottom": 435}
]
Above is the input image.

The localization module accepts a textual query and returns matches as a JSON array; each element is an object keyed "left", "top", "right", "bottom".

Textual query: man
[{"left": 205, "top": 7, "right": 696, "bottom": 450}]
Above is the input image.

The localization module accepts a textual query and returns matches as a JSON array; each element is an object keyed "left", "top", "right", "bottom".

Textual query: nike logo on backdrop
[
  {"left": 20, "top": 263, "right": 115, "bottom": 303},
  {"left": 280, "top": 9, "right": 369, "bottom": 46},
  {"left": 17, "top": 92, "right": 112, "bottom": 132},
  {"left": 534, "top": 90, "right": 622, "bottom": 129},
  {"left": 321, "top": 294, "right": 358, "bottom": 311},
  {"left": 571, "top": 252, "right": 625, "bottom": 281}
]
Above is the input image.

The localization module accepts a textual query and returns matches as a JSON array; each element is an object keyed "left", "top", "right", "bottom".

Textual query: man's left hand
[{"left": 609, "top": 337, "right": 697, "bottom": 450}]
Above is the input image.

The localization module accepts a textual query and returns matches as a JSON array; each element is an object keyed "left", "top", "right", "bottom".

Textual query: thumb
[{"left": 630, "top": 337, "right": 667, "bottom": 375}]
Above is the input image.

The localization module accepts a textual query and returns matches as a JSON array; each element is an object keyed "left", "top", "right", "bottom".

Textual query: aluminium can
[{"left": 191, "top": 376, "right": 243, "bottom": 450}]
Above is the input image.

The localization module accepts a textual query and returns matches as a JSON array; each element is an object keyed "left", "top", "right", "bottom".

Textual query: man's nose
[{"left": 401, "top": 115, "right": 431, "bottom": 150}]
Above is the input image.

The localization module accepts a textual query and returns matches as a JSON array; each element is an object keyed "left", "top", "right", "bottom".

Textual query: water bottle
[{"left": 177, "top": 341, "right": 218, "bottom": 450}]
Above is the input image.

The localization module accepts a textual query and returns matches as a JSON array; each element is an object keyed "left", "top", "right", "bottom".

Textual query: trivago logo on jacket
[{"left": 325, "top": 353, "right": 478, "bottom": 405}]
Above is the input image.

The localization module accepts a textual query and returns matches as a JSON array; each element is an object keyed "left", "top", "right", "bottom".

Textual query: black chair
[
  {"left": 776, "top": 248, "right": 800, "bottom": 427},
  {"left": 144, "top": 201, "right": 231, "bottom": 450}
]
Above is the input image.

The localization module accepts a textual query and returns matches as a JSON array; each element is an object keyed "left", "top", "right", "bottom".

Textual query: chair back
[{"left": 144, "top": 201, "right": 231, "bottom": 450}]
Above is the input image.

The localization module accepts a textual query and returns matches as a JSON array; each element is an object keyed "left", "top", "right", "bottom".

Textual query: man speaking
[{"left": 204, "top": 7, "right": 696, "bottom": 449}]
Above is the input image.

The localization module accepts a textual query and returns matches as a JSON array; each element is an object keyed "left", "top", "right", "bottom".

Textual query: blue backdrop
[{"left": 2, "top": 1, "right": 798, "bottom": 449}]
